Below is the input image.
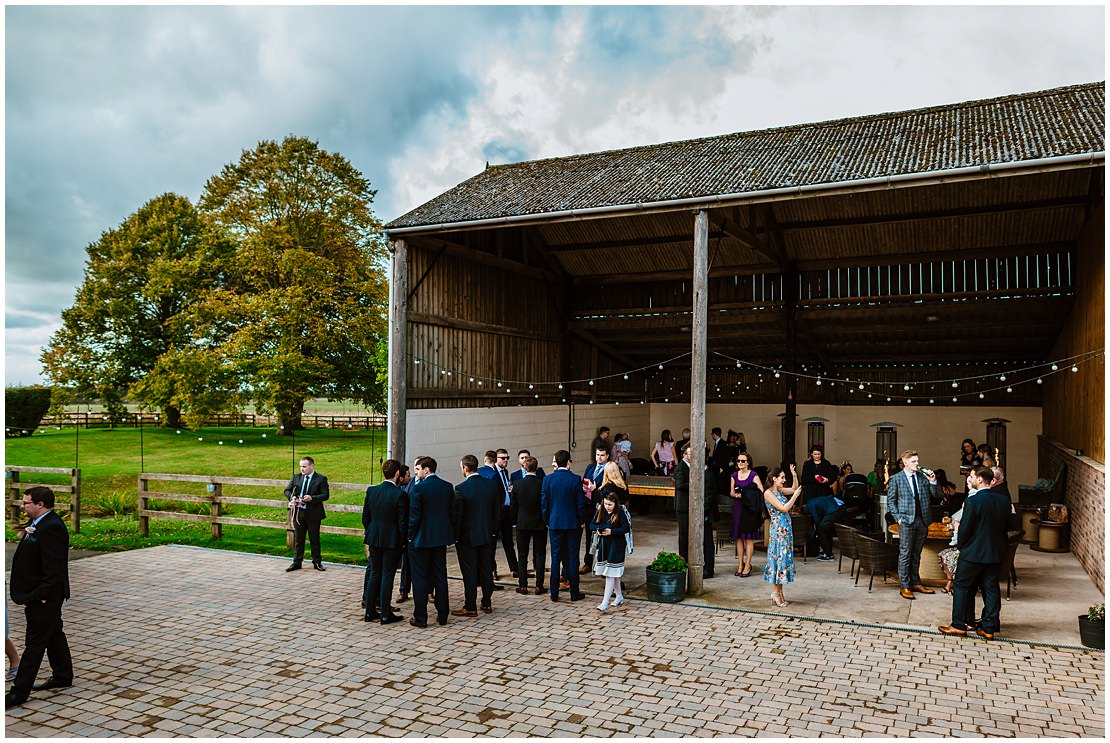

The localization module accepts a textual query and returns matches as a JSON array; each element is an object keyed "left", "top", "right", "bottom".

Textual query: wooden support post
[
  {"left": 71, "top": 468, "right": 81, "bottom": 534},
  {"left": 211, "top": 482, "right": 223, "bottom": 541},
  {"left": 688, "top": 210, "right": 709, "bottom": 597},
  {"left": 137, "top": 476, "right": 149, "bottom": 537},
  {"left": 8, "top": 470, "right": 20, "bottom": 525},
  {"left": 388, "top": 238, "right": 408, "bottom": 465}
]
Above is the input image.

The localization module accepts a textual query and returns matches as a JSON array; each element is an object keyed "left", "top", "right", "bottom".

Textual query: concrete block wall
[
  {"left": 1039, "top": 436, "right": 1105, "bottom": 593},
  {"left": 406, "top": 403, "right": 650, "bottom": 475},
  {"left": 650, "top": 403, "right": 1042, "bottom": 490}
]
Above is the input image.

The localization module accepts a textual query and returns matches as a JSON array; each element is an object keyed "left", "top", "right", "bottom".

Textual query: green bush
[
  {"left": 83, "top": 489, "right": 136, "bottom": 518},
  {"left": 647, "top": 551, "right": 687, "bottom": 572},
  {"left": 5, "top": 386, "right": 52, "bottom": 437}
]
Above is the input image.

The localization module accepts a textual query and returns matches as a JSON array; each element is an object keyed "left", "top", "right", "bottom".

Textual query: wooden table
[
  {"left": 887, "top": 522, "right": 955, "bottom": 587},
  {"left": 627, "top": 475, "right": 675, "bottom": 498}
]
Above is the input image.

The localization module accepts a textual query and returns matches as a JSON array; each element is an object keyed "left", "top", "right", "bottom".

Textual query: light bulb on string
[
  {"left": 496, "top": 381, "right": 502, "bottom": 388},
  {"left": 1006, "top": 387, "right": 1013, "bottom": 393},
  {"left": 903, "top": 384, "right": 910, "bottom": 391},
  {"left": 1072, "top": 365, "right": 1079, "bottom": 373},
  {"left": 979, "top": 393, "right": 985, "bottom": 399},
  {"left": 623, "top": 374, "right": 629, "bottom": 380},
  {"left": 999, "top": 375, "right": 1006, "bottom": 381},
  {"left": 588, "top": 379, "right": 594, "bottom": 386},
  {"left": 774, "top": 371, "right": 780, "bottom": 378},
  {"left": 528, "top": 384, "right": 533, "bottom": 389},
  {"left": 469, "top": 376, "right": 474, "bottom": 382},
  {"left": 1051, "top": 364, "right": 1058, "bottom": 371},
  {"left": 951, "top": 382, "right": 958, "bottom": 388},
  {"left": 858, "top": 383, "right": 864, "bottom": 390},
  {"left": 952, "top": 397, "right": 957, "bottom": 402},
  {"left": 1037, "top": 378, "right": 1043, "bottom": 384},
  {"left": 658, "top": 364, "right": 663, "bottom": 370}
]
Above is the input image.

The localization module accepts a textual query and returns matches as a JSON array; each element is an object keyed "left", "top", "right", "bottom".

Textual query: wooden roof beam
[
  {"left": 776, "top": 195, "right": 1089, "bottom": 231},
  {"left": 410, "top": 234, "right": 560, "bottom": 282}
]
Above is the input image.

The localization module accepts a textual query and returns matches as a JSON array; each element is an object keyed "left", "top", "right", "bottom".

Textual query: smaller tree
[{"left": 5, "top": 386, "right": 52, "bottom": 437}]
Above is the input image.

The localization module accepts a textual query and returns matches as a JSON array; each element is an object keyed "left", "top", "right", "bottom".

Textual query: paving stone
[{"left": 4, "top": 545, "right": 1104, "bottom": 738}]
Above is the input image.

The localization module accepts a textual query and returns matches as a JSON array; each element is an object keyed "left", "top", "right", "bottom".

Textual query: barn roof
[{"left": 386, "top": 82, "right": 1104, "bottom": 231}]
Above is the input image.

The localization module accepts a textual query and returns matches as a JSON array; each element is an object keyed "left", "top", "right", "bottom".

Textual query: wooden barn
[{"left": 383, "top": 82, "right": 1105, "bottom": 589}]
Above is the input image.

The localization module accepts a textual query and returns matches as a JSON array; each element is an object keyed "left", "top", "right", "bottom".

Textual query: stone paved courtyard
[{"left": 5, "top": 545, "right": 1105, "bottom": 737}]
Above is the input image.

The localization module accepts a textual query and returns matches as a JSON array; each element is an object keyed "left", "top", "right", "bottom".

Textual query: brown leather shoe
[
  {"left": 578, "top": 565, "right": 590, "bottom": 575},
  {"left": 937, "top": 625, "right": 968, "bottom": 637},
  {"left": 515, "top": 587, "right": 529, "bottom": 595},
  {"left": 899, "top": 588, "right": 915, "bottom": 600},
  {"left": 451, "top": 609, "right": 478, "bottom": 617},
  {"left": 480, "top": 606, "right": 492, "bottom": 614},
  {"left": 534, "top": 587, "right": 545, "bottom": 595},
  {"left": 408, "top": 618, "right": 428, "bottom": 628},
  {"left": 560, "top": 579, "right": 571, "bottom": 591},
  {"left": 911, "top": 584, "right": 936, "bottom": 594},
  {"left": 975, "top": 628, "right": 994, "bottom": 640},
  {"left": 396, "top": 592, "right": 409, "bottom": 603}
]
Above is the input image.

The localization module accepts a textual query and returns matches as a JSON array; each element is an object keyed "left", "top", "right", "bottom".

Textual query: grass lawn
[{"left": 5, "top": 425, "right": 388, "bottom": 564}]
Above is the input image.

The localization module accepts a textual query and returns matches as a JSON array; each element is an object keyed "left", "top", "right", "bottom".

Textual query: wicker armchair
[
  {"left": 792, "top": 513, "right": 813, "bottom": 563},
  {"left": 853, "top": 531, "right": 901, "bottom": 591},
  {"left": 834, "top": 523, "right": 860, "bottom": 576}
]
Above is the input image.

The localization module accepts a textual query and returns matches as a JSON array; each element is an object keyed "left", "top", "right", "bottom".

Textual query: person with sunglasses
[{"left": 729, "top": 454, "right": 764, "bottom": 577}]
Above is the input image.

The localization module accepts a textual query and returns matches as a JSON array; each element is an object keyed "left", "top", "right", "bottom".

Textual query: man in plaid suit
[{"left": 886, "top": 449, "right": 938, "bottom": 600}]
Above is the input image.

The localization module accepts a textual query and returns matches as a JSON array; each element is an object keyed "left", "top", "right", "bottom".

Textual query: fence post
[
  {"left": 72, "top": 468, "right": 81, "bottom": 534},
  {"left": 211, "top": 481, "right": 222, "bottom": 541},
  {"left": 138, "top": 476, "right": 149, "bottom": 537},
  {"left": 8, "top": 470, "right": 20, "bottom": 524}
]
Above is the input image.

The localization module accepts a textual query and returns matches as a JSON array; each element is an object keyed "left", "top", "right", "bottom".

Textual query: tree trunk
[
  {"left": 276, "top": 399, "right": 305, "bottom": 435},
  {"left": 162, "top": 406, "right": 182, "bottom": 429}
]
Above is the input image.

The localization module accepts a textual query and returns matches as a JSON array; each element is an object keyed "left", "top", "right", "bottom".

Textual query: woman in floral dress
[{"left": 763, "top": 464, "right": 800, "bottom": 607}]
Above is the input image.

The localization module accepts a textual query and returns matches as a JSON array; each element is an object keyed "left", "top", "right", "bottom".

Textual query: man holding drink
[{"left": 886, "top": 449, "right": 938, "bottom": 600}]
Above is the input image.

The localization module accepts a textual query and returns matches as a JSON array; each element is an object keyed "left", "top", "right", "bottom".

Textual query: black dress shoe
[
  {"left": 32, "top": 677, "right": 72, "bottom": 692},
  {"left": 5, "top": 692, "right": 26, "bottom": 709},
  {"left": 363, "top": 611, "right": 380, "bottom": 622},
  {"left": 570, "top": 593, "right": 586, "bottom": 602},
  {"left": 312, "top": 563, "right": 326, "bottom": 572},
  {"left": 409, "top": 618, "right": 428, "bottom": 628},
  {"left": 380, "top": 613, "right": 404, "bottom": 625},
  {"left": 285, "top": 563, "right": 302, "bottom": 572},
  {"left": 480, "top": 605, "right": 492, "bottom": 614},
  {"left": 534, "top": 586, "right": 545, "bottom": 595},
  {"left": 515, "top": 587, "right": 529, "bottom": 595},
  {"left": 436, "top": 616, "right": 448, "bottom": 626},
  {"left": 550, "top": 594, "right": 559, "bottom": 602}
]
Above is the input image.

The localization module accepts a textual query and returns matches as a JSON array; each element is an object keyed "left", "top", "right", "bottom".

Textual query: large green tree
[
  {"left": 41, "top": 193, "right": 232, "bottom": 428},
  {"left": 195, "top": 135, "right": 388, "bottom": 433}
]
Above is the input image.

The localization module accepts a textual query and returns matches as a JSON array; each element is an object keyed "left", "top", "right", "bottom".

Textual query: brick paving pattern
[{"left": 6, "top": 545, "right": 1104, "bottom": 737}]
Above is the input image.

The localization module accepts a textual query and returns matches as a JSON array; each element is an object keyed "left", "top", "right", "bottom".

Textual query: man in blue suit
[
  {"left": 541, "top": 450, "right": 589, "bottom": 602},
  {"left": 408, "top": 456, "right": 455, "bottom": 628},
  {"left": 510, "top": 449, "right": 546, "bottom": 484},
  {"left": 579, "top": 445, "right": 610, "bottom": 573},
  {"left": 452, "top": 455, "right": 502, "bottom": 617},
  {"left": 362, "top": 459, "right": 408, "bottom": 625}
]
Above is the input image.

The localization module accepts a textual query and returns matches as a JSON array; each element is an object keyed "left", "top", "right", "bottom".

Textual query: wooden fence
[
  {"left": 5, "top": 466, "right": 81, "bottom": 533},
  {"left": 41, "top": 412, "right": 386, "bottom": 430},
  {"left": 137, "top": 473, "right": 369, "bottom": 549}
]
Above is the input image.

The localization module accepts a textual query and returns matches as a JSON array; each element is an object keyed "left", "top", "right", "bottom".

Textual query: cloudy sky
[{"left": 4, "top": 4, "right": 1105, "bottom": 385}]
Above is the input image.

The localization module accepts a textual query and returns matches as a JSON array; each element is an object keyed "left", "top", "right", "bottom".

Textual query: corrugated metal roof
[{"left": 386, "top": 82, "right": 1105, "bottom": 230}]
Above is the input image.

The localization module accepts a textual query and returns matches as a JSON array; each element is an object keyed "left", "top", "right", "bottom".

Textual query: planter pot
[
  {"left": 645, "top": 568, "right": 687, "bottom": 603},
  {"left": 1078, "top": 616, "right": 1104, "bottom": 649}
]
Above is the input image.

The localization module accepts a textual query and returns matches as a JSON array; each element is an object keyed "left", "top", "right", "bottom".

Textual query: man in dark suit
[
  {"left": 510, "top": 449, "right": 545, "bottom": 483},
  {"left": 511, "top": 455, "right": 547, "bottom": 595},
  {"left": 284, "top": 456, "right": 330, "bottom": 572},
  {"left": 674, "top": 444, "right": 717, "bottom": 579},
  {"left": 939, "top": 467, "right": 1014, "bottom": 640},
  {"left": 579, "top": 445, "right": 610, "bottom": 574},
  {"left": 407, "top": 456, "right": 455, "bottom": 628},
  {"left": 886, "top": 449, "right": 938, "bottom": 599},
  {"left": 362, "top": 459, "right": 408, "bottom": 625},
  {"left": 804, "top": 492, "right": 845, "bottom": 562},
  {"left": 451, "top": 455, "right": 502, "bottom": 617},
  {"left": 541, "top": 450, "right": 589, "bottom": 602},
  {"left": 709, "top": 427, "right": 731, "bottom": 503},
  {"left": 491, "top": 448, "right": 520, "bottom": 582},
  {"left": 6, "top": 487, "right": 73, "bottom": 709},
  {"left": 395, "top": 464, "right": 414, "bottom": 603},
  {"left": 477, "top": 450, "right": 498, "bottom": 480}
]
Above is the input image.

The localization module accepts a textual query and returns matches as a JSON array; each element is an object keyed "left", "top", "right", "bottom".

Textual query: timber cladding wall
[
  {"left": 1039, "top": 436, "right": 1105, "bottom": 593},
  {"left": 405, "top": 238, "right": 564, "bottom": 409},
  {"left": 1042, "top": 200, "right": 1104, "bottom": 462}
]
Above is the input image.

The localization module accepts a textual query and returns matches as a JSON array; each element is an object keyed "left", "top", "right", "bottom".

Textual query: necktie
[
  {"left": 909, "top": 473, "right": 919, "bottom": 520},
  {"left": 302, "top": 475, "right": 310, "bottom": 497},
  {"left": 500, "top": 469, "right": 510, "bottom": 505}
]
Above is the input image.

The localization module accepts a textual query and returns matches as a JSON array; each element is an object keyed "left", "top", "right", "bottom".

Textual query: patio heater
[
  {"left": 778, "top": 411, "right": 797, "bottom": 475},
  {"left": 982, "top": 418, "right": 1010, "bottom": 472},
  {"left": 803, "top": 416, "right": 829, "bottom": 454},
  {"left": 871, "top": 422, "right": 901, "bottom": 531}
]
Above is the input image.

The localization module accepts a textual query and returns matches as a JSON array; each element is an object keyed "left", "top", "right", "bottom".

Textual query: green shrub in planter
[{"left": 646, "top": 551, "right": 687, "bottom": 603}]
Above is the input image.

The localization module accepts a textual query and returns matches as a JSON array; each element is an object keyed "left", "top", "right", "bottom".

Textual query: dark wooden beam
[
  {"left": 799, "top": 241, "right": 1076, "bottom": 271},
  {"left": 545, "top": 230, "right": 727, "bottom": 254},
  {"left": 410, "top": 234, "right": 559, "bottom": 282},
  {"left": 578, "top": 263, "right": 779, "bottom": 284},
  {"left": 776, "top": 196, "right": 1088, "bottom": 231},
  {"left": 409, "top": 311, "right": 561, "bottom": 342}
]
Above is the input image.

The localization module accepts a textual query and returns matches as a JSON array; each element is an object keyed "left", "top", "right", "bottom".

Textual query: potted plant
[
  {"left": 1078, "top": 602, "right": 1104, "bottom": 649},
  {"left": 645, "top": 551, "right": 687, "bottom": 603}
]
